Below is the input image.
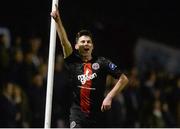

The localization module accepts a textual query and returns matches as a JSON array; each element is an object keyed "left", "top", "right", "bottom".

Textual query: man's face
[{"left": 75, "top": 35, "right": 93, "bottom": 56}]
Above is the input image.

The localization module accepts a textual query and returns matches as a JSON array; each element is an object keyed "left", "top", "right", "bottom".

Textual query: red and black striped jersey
[{"left": 64, "top": 51, "right": 122, "bottom": 119}]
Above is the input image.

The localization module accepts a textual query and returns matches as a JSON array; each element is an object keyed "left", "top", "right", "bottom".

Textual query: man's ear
[{"left": 75, "top": 43, "right": 79, "bottom": 50}]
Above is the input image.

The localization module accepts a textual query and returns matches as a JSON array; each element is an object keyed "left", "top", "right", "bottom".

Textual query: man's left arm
[{"left": 101, "top": 73, "right": 129, "bottom": 112}]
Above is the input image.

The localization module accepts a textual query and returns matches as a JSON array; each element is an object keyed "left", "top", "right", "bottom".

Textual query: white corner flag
[{"left": 44, "top": 0, "right": 59, "bottom": 128}]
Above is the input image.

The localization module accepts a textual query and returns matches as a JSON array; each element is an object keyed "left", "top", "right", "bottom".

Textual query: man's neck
[{"left": 81, "top": 55, "right": 92, "bottom": 62}]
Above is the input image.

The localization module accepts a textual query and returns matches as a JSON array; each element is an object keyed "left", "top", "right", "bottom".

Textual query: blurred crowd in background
[{"left": 0, "top": 26, "right": 180, "bottom": 128}]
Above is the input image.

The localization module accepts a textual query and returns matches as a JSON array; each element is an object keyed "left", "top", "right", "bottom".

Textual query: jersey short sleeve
[{"left": 101, "top": 57, "right": 122, "bottom": 79}]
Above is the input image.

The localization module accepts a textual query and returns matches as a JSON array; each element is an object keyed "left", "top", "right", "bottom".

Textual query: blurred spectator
[
  {"left": 139, "top": 70, "right": 157, "bottom": 127},
  {"left": 28, "top": 36, "right": 43, "bottom": 67},
  {"left": 0, "top": 82, "right": 17, "bottom": 127},
  {"left": 8, "top": 49, "right": 24, "bottom": 85},
  {"left": 38, "top": 62, "right": 48, "bottom": 84},
  {"left": 13, "top": 84, "right": 31, "bottom": 127},
  {"left": 123, "top": 66, "right": 141, "bottom": 127},
  {"left": 21, "top": 51, "right": 38, "bottom": 91},
  {"left": 27, "top": 72, "right": 46, "bottom": 127},
  {"left": 162, "top": 102, "right": 176, "bottom": 127},
  {"left": 11, "top": 35, "right": 23, "bottom": 53},
  {"left": 0, "top": 27, "right": 11, "bottom": 48},
  {"left": 0, "top": 33, "right": 10, "bottom": 87},
  {"left": 147, "top": 100, "right": 165, "bottom": 127},
  {"left": 170, "top": 76, "right": 180, "bottom": 127}
]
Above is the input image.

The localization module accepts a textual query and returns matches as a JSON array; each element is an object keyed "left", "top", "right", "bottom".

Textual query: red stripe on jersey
[{"left": 80, "top": 63, "right": 92, "bottom": 114}]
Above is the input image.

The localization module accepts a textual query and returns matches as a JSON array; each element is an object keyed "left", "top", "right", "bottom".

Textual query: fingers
[
  {"left": 101, "top": 104, "right": 104, "bottom": 112},
  {"left": 50, "top": 4, "right": 58, "bottom": 15},
  {"left": 50, "top": 12, "right": 57, "bottom": 19},
  {"left": 101, "top": 97, "right": 112, "bottom": 112},
  {"left": 101, "top": 104, "right": 111, "bottom": 112},
  {"left": 50, "top": 4, "right": 59, "bottom": 20}
]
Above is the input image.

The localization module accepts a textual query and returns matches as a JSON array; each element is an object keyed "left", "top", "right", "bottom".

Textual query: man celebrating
[{"left": 51, "top": 4, "right": 129, "bottom": 128}]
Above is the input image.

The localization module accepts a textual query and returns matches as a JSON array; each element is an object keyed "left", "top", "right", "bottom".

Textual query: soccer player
[{"left": 51, "top": 4, "right": 129, "bottom": 128}]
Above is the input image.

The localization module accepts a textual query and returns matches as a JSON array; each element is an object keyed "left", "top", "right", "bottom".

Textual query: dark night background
[
  {"left": 1, "top": 0, "right": 180, "bottom": 128},
  {"left": 0, "top": 0, "right": 179, "bottom": 69}
]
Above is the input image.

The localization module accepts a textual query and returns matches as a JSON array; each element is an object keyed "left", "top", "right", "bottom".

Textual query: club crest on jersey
[
  {"left": 109, "top": 63, "right": 117, "bottom": 70},
  {"left": 92, "top": 63, "right": 100, "bottom": 70},
  {"left": 77, "top": 69, "right": 97, "bottom": 85}
]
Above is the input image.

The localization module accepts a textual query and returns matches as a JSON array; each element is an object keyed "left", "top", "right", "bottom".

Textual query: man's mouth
[{"left": 84, "top": 48, "right": 90, "bottom": 51}]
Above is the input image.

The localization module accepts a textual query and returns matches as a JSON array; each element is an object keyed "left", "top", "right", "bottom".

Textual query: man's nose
[{"left": 84, "top": 41, "right": 88, "bottom": 45}]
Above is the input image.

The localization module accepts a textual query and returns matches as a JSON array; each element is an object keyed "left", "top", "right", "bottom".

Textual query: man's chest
[{"left": 69, "top": 62, "right": 105, "bottom": 85}]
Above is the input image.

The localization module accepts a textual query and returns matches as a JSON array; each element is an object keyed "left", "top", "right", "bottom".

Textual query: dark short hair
[{"left": 75, "top": 29, "right": 94, "bottom": 43}]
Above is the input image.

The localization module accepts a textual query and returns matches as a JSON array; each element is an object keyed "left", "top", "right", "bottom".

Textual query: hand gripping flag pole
[{"left": 44, "top": 0, "right": 59, "bottom": 128}]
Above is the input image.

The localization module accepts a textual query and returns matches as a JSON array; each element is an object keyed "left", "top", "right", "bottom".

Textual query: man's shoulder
[{"left": 93, "top": 56, "right": 110, "bottom": 68}]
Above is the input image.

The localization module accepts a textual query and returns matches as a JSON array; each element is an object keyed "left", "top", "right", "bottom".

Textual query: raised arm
[
  {"left": 101, "top": 73, "right": 129, "bottom": 112},
  {"left": 51, "top": 4, "right": 73, "bottom": 58}
]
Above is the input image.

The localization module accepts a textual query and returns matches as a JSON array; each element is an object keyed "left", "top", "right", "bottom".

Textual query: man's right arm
[{"left": 51, "top": 5, "right": 73, "bottom": 58}]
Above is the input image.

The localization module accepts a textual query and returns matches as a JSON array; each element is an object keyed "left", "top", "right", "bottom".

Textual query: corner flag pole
[{"left": 44, "top": 0, "right": 59, "bottom": 128}]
